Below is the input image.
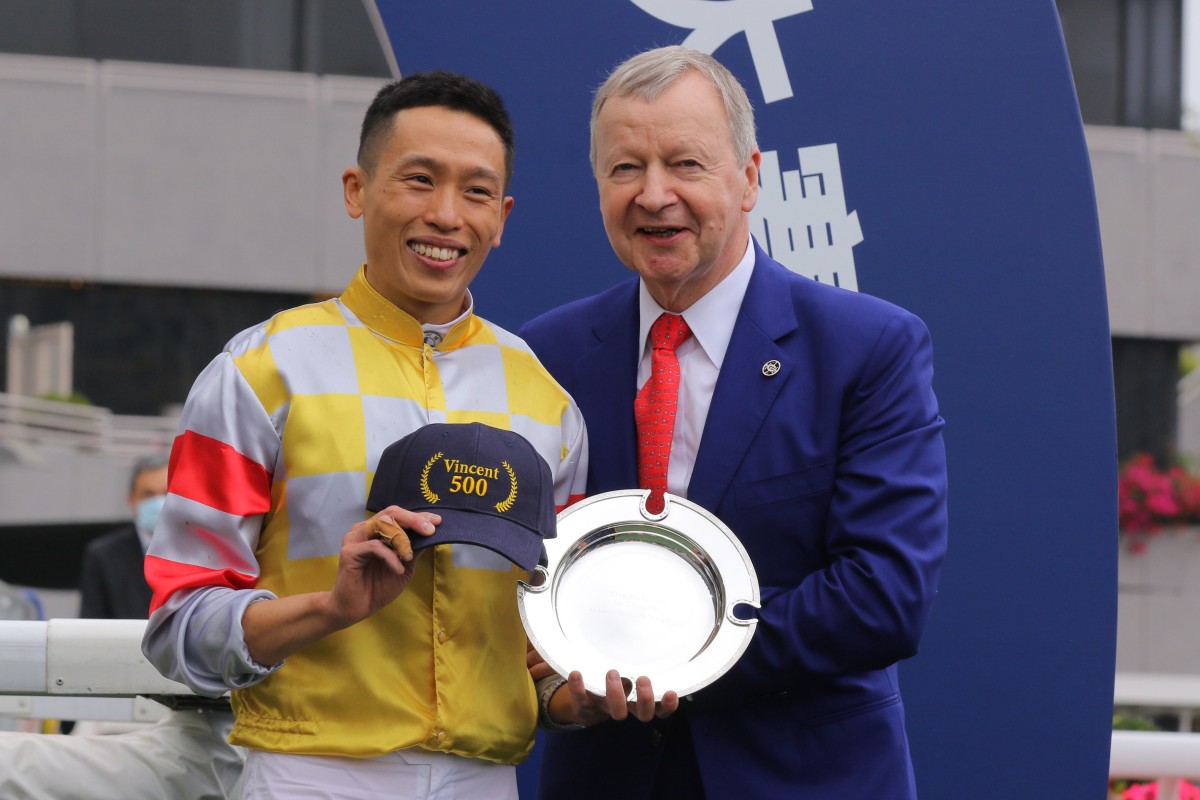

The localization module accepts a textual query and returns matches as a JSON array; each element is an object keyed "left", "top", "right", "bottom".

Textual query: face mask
[{"left": 134, "top": 495, "right": 167, "bottom": 552}]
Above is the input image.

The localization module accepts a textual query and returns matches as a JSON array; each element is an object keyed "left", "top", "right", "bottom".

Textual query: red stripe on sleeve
[
  {"left": 146, "top": 554, "right": 258, "bottom": 614},
  {"left": 169, "top": 431, "right": 272, "bottom": 517}
]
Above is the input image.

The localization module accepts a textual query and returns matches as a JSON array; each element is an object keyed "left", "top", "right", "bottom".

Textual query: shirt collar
[
  {"left": 638, "top": 237, "right": 755, "bottom": 369},
  {"left": 339, "top": 265, "right": 474, "bottom": 349}
]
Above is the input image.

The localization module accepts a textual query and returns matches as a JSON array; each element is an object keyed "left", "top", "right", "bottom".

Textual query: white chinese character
[
  {"left": 751, "top": 144, "right": 863, "bottom": 291},
  {"left": 630, "top": 0, "right": 812, "bottom": 103}
]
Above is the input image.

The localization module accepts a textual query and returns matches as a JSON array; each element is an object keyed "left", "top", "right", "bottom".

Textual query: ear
[
  {"left": 343, "top": 167, "right": 366, "bottom": 219},
  {"left": 491, "top": 195, "right": 516, "bottom": 248},
  {"left": 741, "top": 149, "right": 761, "bottom": 213}
]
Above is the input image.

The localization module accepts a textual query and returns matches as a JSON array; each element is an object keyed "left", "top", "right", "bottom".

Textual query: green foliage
[
  {"left": 1112, "top": 712, "right": 1159, "bottom": 732},
  {"left": 1183, "top": 345, "right": 1198, "bottom": 378},
  {"left": 37, "top": 391, "right": 91, "bottom": 406}
]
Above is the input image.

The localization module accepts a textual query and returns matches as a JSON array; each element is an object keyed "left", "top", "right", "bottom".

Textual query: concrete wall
[
  {"left": 1117, "top": 527, "right": 1200, "bottom": 672},
  {"left": 1, "top": 54, "right": 1198, "bottom": 339},
  {"left": 0, "top": 53, "right": 378, "bottom": 295},
  {"left": 0, "top": 444, "right": 132, "bottom": 524},
  {"left": 1086, "top": 125, "right": 1200, "bottom": 340}
]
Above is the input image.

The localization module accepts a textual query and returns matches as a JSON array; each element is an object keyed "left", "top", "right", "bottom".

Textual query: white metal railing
[
  {"left": 1112, "top": 672, "right": 1200, "bottom": 796},
  {"left": 0, "top": 391, "right": 178, "bottom": 458},
  {"left": 0, "top": 619, "right": 189, "bottom": 697},
  {"left": 0, "top": 619, "right": 194, "bottom": 723}
]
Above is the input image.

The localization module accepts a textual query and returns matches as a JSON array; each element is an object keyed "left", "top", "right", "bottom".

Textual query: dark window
[{"left": 0, "top": 0, "right": 392, "bottom": 78}]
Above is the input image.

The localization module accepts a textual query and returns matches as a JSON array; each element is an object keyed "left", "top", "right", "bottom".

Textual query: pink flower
[
  {"left": 1146, "top": 492, "right": 1183, "bottom": 517},
  {"left": 1121, "top": 779, "right": 1200, "bottom": 799},
  {"left": 1119, "top": 454, "right": 1200, "bottom": 540}
]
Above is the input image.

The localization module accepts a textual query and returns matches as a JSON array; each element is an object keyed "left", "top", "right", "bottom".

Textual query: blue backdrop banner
[{"left": 372, "top": 1, "right": 1118, "bottom": 796}]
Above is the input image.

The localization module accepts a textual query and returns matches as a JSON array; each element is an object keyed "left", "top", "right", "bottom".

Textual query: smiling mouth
[
  {"left": 638, "top": 227, "right": 685, "bottom": 238},
  {"left": 410, "top": 242, "right": 465, "bottom": 262}
]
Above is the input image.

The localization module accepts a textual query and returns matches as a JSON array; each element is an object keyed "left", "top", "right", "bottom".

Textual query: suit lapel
[
  {"left": 577, "top": 283, "right": 640, "bottom": 493},
  {"left": 689, "top": 245, "right": 798, "bottom": 512}
]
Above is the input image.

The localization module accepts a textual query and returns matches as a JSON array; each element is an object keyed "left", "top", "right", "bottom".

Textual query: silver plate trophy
[{"left": 518, "top": 489, "right": 760, "bottom": 701}]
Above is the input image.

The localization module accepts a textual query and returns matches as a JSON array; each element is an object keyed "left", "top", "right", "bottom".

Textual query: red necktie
[{"left": 635, "top": 313, "right": 692, "bottom": 514}]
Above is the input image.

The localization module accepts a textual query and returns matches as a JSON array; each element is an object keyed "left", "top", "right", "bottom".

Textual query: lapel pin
[{"left": 762, "top": 359, "right": 781, "bottom": 377}]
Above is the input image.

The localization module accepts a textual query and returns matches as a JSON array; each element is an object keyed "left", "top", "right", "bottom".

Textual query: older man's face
[{"left": 593, "top": 70, "right": 759, "bottom": 312}]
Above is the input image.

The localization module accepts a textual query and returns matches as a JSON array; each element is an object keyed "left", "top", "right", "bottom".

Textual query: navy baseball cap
[{"left": 367, "top": 422, "right": 557, "bottom": 570}]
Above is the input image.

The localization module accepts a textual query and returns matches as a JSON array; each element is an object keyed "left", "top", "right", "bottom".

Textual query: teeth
[
  {"left": 641, "top": 228, "right": 680, "bottom": 237},
  {"left": 411, "top": 242, "right": 460, "bottom": 262}
]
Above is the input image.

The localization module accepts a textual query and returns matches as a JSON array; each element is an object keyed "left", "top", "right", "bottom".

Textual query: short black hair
[{"left": 357, "top": 71, "right": 515, "bottom": 189}]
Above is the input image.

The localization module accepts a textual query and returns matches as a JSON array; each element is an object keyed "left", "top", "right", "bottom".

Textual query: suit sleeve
[
  {"left": 77, "top": 544, "right": 110, "bottom": 620},
  {"left": 709, "top": 312, "right": 947, "bottom": 698}
]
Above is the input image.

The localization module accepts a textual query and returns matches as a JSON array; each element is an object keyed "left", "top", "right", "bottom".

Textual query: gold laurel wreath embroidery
[
  {"left": 419, "top": 452, "right": 442, "bottom": 504},
  {"left": 496, "top": 461, "right": 518, "bottom": 512}
]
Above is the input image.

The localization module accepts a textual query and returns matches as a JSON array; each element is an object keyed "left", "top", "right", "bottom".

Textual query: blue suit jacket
[{"left": 519, "top": 243, "right": 948, "bottom": 799}]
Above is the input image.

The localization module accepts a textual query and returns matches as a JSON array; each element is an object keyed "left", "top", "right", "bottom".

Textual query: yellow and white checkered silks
[{"left": 145, "top": 267, "right": 587, "bottom": 763}]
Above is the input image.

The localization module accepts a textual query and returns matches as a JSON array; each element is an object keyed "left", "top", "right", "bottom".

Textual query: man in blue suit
[{"left": 520, "top": 46, "right": 948, "bottom": 798}]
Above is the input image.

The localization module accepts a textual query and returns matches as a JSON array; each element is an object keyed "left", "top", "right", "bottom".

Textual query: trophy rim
[{"left": 518, "top": 489, "right": 760, "bottom": 701}]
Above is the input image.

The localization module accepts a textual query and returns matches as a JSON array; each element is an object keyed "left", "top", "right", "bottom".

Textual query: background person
[
  {"left": 521, "top": 46, "right": 948, "bottom": 799},
  {"left": 69, "top": 453, "right": 171, "bottom": 736},
  {"left": 78, "top": 454, "right": 168, "bottom": 621},
  {"left": 141, "top": 70, "right": 586, "bottom": 800}
]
